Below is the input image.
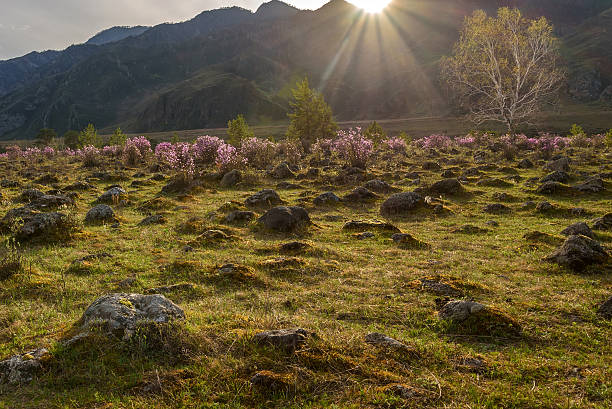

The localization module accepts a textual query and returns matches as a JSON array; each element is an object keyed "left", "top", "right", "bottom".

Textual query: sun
[{"left": 350, "top": 0, "right": 391, "bottom": 13}]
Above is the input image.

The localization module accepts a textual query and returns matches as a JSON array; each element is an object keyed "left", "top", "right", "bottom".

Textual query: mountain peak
[
  {"left": 86, "top": 26, "right": 149, "bottom": 46},
  {"left": 255, "top": 0, "right": 299, "bottom": 19}
]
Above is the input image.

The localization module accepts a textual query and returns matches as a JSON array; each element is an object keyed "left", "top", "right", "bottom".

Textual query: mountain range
[{"left": 1, "top": 0, "right": 611, "bottom": 140}]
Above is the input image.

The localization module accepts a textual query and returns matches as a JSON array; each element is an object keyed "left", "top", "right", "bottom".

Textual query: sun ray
[{"left": 350, "top": 0, "right": 391, "bottom": 14}]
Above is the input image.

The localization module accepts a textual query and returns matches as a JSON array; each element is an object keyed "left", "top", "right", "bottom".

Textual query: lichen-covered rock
[
  {"left": 438, "top": 300, "right": 520, "bottom": 336},
  {"left": 536, "top": 181, "right": 576, "bottom": 195},
  {"left": 97, "top": 187, "right": 127, "bottom": 204},
  {"left": 343, "top": 220, "right": 400, "bottom": 233},
  {"left": 483, "top": 203, "right": 511, "bottom": 214},
  {"left": 544, "top": 235, "right": 609, "bottom": 272},
  {"left": 138, "top": 214, "right": 166, "bottom": 226},
  {"left": 0, "top": 348, "right": 49, "bottom": 385},
  {"left": 220, "top": 169, "right": 241, "bottom": 188},
  {"left": 540, "top": 171, "right": 569, "bottom": 184},
  {"left": 343, "top": 186, "right": 378, "bottom": 202},
  {"left": 27, "top": 194, "right": 75, "bottom": 210},
  {"left": 598, "top": 296, "right": 612, "bottom": 319},
  {"left": 574, "top": 177, "right": 605, "bottom": 193},
  {"left": 561, "top": 222, "right": 595, "bottom": 239},
  {"left": 364, "top": 179, "right": 396, "bottom": 193},
  {"left": 85, "top": 204, "right": 116, "bottom": 224},
  {"left": 269, "top": 163, "right": 295, "bottom": 179},
  {"left": 245, "top": 189, "right": 282, "bottom": 208},
  {"left": 365, "top": 333, "right": 412, "bottom": 351},
  {"left": 313, "top": 192, "right": 341, "bottom": 206},
  {"left": 257, "top": 206, "right": 311, "bottom": 232},
  {"left": 380, "top": 192, "right": 424, "bottom": 216},
  {"left": 224, "top": 210, "right": 255, "bottom": 224},
  {"left": 16, "top": 212, "right": 77, "bottom": 242},
  {"left": 429, "top": 178, "right": 463, "bottom": 195},
  {"left": 476, "top": 178, "right": 512, "bottom": 188},
  {"left": 592, "top": 213, "right": 612, "bottom": 231},
  {"left": 438, "top": 300, "right": 485, "bottom": 321},
  {"left": 544, "top": 157, "right": 571, "bottom": 172},
  {"left": 80, "top": 293, "right": 185, "bottom": 337},
  {"left": 253, "top": 328, "right": 310, "bottom": 350}
]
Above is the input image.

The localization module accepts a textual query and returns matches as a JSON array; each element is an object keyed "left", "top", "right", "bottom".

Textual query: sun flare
[{"left": 350, "top": 0, "right": 391, "bottom": 14}]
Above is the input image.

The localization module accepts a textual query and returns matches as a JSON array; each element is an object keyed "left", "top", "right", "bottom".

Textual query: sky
[{"left": 0, "top": 0, "right": 332, "bottom": 60}]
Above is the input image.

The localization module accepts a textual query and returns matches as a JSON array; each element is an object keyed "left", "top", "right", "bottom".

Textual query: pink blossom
[{"left": 333, "top": 128, "right": 374, "bottom": 169}]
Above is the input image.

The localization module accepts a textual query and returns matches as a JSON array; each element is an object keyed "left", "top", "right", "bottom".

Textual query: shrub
[
  {"left": 109, "top": 127, "right": 128, "bottom": 146},
  {"left": 416, "top": 134, "right": 453, "bottom": 150},
  {"left": 311, "top": 138, "right": 334, "bottom": 161},
  {"left": 364, "top": 121, "right": 386, "bottom": 145},
  {"left": 277, "top": 139, "right": 303, "bottom": 166},
  {"left": 102, "top": 145, "right": 122, "bottom": 157},
  {"left": 332, "top": 128, "right": 374, "bottom": 169},
  {"left": 456, "top": 135, "right": 476, "bottom": 148},
  {"left": 81, "top": 145, "right": 101, "bottom": 167},
  {"left": 382, "top": 136, "right": 407, "bottom": 154},
  {"left": 79, "top": 124, "right": 101, "bottom": 148},
  {"left": 63, "top": 130, "right": 80, "bottom": 149},
  {"left": 162, "top": 143, "right": 196, "bottom": 181},
  {"left": 227, "top": 115, "right": 254, "bottom": 146},
  {"left": 606, "top": 129, "right": 612, "bottom": 148},
  {"left": 122, "top": 143, "right": 143, "bottom": 166},
  {"left": 239, "top": 137, "right": 277, "bottom": 169},
  {"left": 216, "top": 143, "right": 246, "bottom": 174},
  {"left": 193, "top": 136, "right": 224, "bottom": 165}
]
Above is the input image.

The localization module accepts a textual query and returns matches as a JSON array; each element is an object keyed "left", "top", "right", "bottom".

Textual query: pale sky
[{"left": 0, "top": 0, "right": 333, "bottom": 60}]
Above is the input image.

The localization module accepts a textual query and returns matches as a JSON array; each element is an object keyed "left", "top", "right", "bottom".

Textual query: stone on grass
[
  {"left": 536, "top": 201, "right": 555, "bottom": 213},
  {"left": 391, "top": 233, "right": 428, "bottom": 248},
  {"left": 365, "top": 333, "right": 412, "bottom": 351},
  {"left": 364, "top": 179, "right": 395, "bottom": 193},
  {"left": 343, "top": 220, "right": 400, "bottom": 233},
  {"left": 313, "top": 192, "right": 341, "bottom": 206},
  {"left": 452, "top": 225, "right": 489, "bottom": 234},
  {"left": 574, "top": 177, "right": 605, "bottom": 193},
  {"left": 380, "top": 192, "right": 424, "bottom": 216},
  {"left": 537, "top": 181, "right": 576, "bottom": 195},
  {"left": 245, "top": 189, "right": 282, "bottom": 208},
  {"left": 85, "top": 204, "right": 116, "bottom": 224},
  {"left": 517, "top": 158, "right": 533, "bottom": 169},
  {"left": 438, "top": 300, "right": 520, "bottom": 336},
  {"left": 429, "top": 178, "right": 463, "bottom": 195},
  {"left": 544, "top": 157, "right": 571, "bottom": 172},
  {"left": 544, "top": 235, "right": 609, "bottom": 272},
  {"left": 18, "top": 189, "right": 44, "bottom": 203},
  {"left": 476, "top": 178, "right": 513, "bottom": 188},
  {"left": 97, "top": 187, "right": 127, "bottom": 204},
  {"left": 16, "top": 212, "right": 76, "bottom": 242},
  {"left": 269, "top": 163, "right": 295, "bottom": 179},
  {"left": 422, "top": 161, "right": 441, "bottom": 171},
  {"left": 253, "top": 328, "right": 310, "bottom": 351},
  {"left": 438, "top": 300, "right": 485, "bottom": 321},
  {"left": 483, "top": 203, "right": 511, "bottom": 214},
  {"left": 138, "top": 214, "right": 166, "bottom": 226},
  {"left": 597, "top": 296, "right": 612, "bottom": 319},
  {"left": 219, "top": 170, "right": 241, "bottom": 188},
  {"left": 540, "top": 171, "right": 569, "bottom": 184},
  {"left": 344, "top": 187, "right": 378, "bottom": 202},
  {"left": 27, "top": 194, "right": 75, "bottom": 211},
  {"left": 592, "top": 213, "right": 612, "bottom": 231},
  {"left": 257, "top": 206, "right": 311, "bottom": 233},
  {"left": 561, "top": 222, "right": 594, "bottom": 239},
  {"left": 80, "top": 293, "right": 185, "bottom": 338},
  {"left": 224, "top": 211, "right": 255, "bottom": 224},
  {"left": 0, "top": 348, "right": 49, "bottom": 385}
]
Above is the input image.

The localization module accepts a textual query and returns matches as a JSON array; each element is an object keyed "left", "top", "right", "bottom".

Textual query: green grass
[{"left": 0, "top": 145, "right": 610, "bottom": 408}]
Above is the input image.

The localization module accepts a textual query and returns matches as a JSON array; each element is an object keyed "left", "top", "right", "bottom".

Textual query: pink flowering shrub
[
  {"left": 239, "top": 137, "right": 277, "bottom": 169},
  {"left": 127, "top": 136, "right": 152, "bottom": 156},
  {"left": 102, "top": 145, "right": 122, "bottom": 157},
  {"left": 0, "top": 153, "right": 7, "bottom": 160},
  {"left": 123, "top": 136, "right": 151, "bottom": 165},
  {"left": 311, "top": 138, "right": 334, "bottom": 161},
  {"left": 43, "top": 146, "right": 56, "bottom": 158},
  {"left": 80, "top": 145, "right": 101, "bottom": 167},
  {"left": 6, "top": 146, "right": 22, "bottom": 160},
  {"left": 456, "top": 135, "right": 476, "bottom": 148},
  {"left": 193, "top": 136, "right": 224, "bottom": 165},
  {"left": 382, "top": 136, "right": 407, "bottom": 154},
  {"left": 332, "top": 128, "right": 374, "bottom": 169},
  {"left": 216, "top": 143, "right": 246, "bottom": 173},
  {"left": 416, "top": 134, "right": 453, "bottom": 150},
  {"left": 277, "top": 139, "right": 303, "bottom": 165}
]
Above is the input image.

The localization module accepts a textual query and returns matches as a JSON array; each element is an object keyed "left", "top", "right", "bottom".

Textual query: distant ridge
[{"left": 86, "top": 26, "right": 150, "bottom": 46}]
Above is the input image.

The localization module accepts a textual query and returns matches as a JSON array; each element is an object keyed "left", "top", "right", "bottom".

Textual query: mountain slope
[
  {"left": 86, "top": 26, "right": 150, "bottom": 46},
  {"left": 1, "top": 0, "right": 611, "bottom": 139}
]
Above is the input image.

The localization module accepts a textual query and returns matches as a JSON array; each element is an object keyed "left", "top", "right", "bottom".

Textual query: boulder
[
  {"left": 17, "top": 188, "right": 44, "bottom": 203},
  {"left": 598, "top": 296, "right": 612, "bottom": 319},
  {"left": 517, "top": 158, "right": 533, "bottom": 169},
  {"left": 544, "top": 157, "right": 571, "bottom": 172},
  {"left": 343, "top": 220, "right": 400, "bottom": 233},
  {"left": 257, "top": 206, "right": 311, "bottom": 232},
  {"left": 540, "top": 171, "right": 570, "bottom": 184},
  {"left": 0, "top": 348, "right": 49, "bottom": 385},
  {"left": 592, "top": 213, "right": 612, "bottom": 231},
  {"left": 363, "top": 179, "right": 395, "bottom": 193},
  {"left": 483, "top": 203, "right": 511, "bottom": 214},
  {"left": 364, "top": 333, "right": 411, "bottom": 351},
  {"left": 28, "top": 194, "right": 75, "bottom": 210},
  {"left": 536, "top": 181, "right": 576, "bottom": 195},
  {"left": 138, "top": 214, "right": 166, "bottom": 226},
  {"left": 574, "top": 177, "right": 605, "bottom": 193},
  {"left": 15, "top": 212, "right": 75, "bottom": 242},
  {"left": 269, "top": 163, "right": 295, "bottom": 179},
  {"left": 80, "top": 293, "right": 185, "bottom": 337},
  {"left": 561, "top": 222, "right": 595, "bottom": 239},
  {"left": 544, "top": 235, "right": 609, "bottom": 272},
  {"left": 429, "top": 178, "right": 463, "bottom": 195},
  {"left": 224, "top": 211, "right": 256, "bottom": 224},
  {"left": 313, "top": 192, "right": 341, "bottom": 206},
  {"left": 438, "top": 300, "right": 485, "bottom": 321},
  {"left": 253, "top": 328, "right": 310, "bottom": 351},
  {"left": 219, "top": 170, "right": 242, "bottom": 188},
  {"left": 380, "top": 192, "right": 424, "bottom": 216},
  {"left": 85, "top": 205, "right": 116, "bottom": 224},
  {"left": 97, "top": 187, "right": 127, "bottom": 204},
  {"left": 476, "top": 178, "right": 513, "bottom": 188},
  {"left": 422, "top": 161, "right": 441, "bottom": 171},
  {"left": 344, "top": 187, "right": 378, "bottom": 202},
  {"left": 245, "top": 189, "right": 282, "bottom": 208}
]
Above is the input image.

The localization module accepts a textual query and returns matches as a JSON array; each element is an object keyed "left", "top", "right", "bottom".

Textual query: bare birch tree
[{"left": 441, "top": 8, "right": 564, "bottom": 132}]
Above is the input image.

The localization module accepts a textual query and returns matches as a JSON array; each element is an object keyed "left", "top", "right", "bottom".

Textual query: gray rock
[
  {"left": 537, "top": 181, "right": 575, "bottom": 195},
  {"left": 344, "top": 186, "right": 378, "bottom": 202},
  {"left": 253, "top": 328, "right": 310, "bottom": 350},
  {"left": 343, "top": 220, "right": 400, "bottom": 233},
  {"left": 544, "top": 157, "right": 571, "bottom": 173},
  {"left": 422, "top": 161, "right": 441, "bottom": 171},
  {"left": 380, "top": 192, "right": 424, "bottom": 216},
  {"left": 365, "top": 333, "right": 411, "bottom": 350},
  {"left": 85, "top": 204, "right": 116, "bottom": 224},
  {"left": 80, "top": 293, "right": 185, "bottom": 337},
  {"left": 429, "top": 178, "right": 463, "bottom": 195},
  {"left": 476, "top": 178, "right": 513, "bottom": 188},
  {"left": 257, "top": 206, "right": 311, "bottom": 232},
  {"left": 313, "top": 192, "right": 341, "bottom": 206},
  {"left": 561, "top": 222, "right": 594, "bottom": 239},
  {"left": 483, "top": 203, "right": 511, "bottom": 214},
  {"left": 540, "top": 171, "right": 570, "bottom": 184},
  {"left": 0, "top": 348, "right": 49, "bottom": 385},
  {"left": 245, "top": 189, "right": 282, "bottom": 208},
  {"left": 97, "top": 187, "right": 127, "bottom": 204},
  {"left": 16, "top": 212, "right": 73, "bottom": 242},
  {"left": 224, "top": 211, "right": 256, "bottom": 224},
  {"left": 220, "top": 170, "right": 242, "bottom": 188},
  {"left": 138, "top": 214, "right": 166, "bottom": 226},
  {"left": 598, "top": 296, "right": 612, "bottom": 319},
  {"left": 364, "top": 179, "right": 395, "bottom": 193},
  {"left": 269, "top": 163, "right": 295, "bottom": 179},
  {"left": 592, "top": 213, "right": 612, "bottom": 231},
  {"left": 18, "top": 189, "right": 44, "bottom": 203},
  {"left": 575, "top": 177, "right": 604, "bottom": 193},
  {"left": 545, "top": 235, "right": 609, "bottom": 272},
  {"left": 517, "top": 158, "right": 533, "bottom": 169},
  {"left": 536, "top": 201, "right": 555, "bottom": 213},
  {"left": 438, "top": 300, "right": 485, "bottom": 322},
  {"left": 64, "top": 181, "right": 94, "bottom": 191},
  {"left": 28, "top": 194, "right": 75, "bottom": 210}
]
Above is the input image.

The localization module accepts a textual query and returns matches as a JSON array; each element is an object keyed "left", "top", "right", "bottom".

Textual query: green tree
[
  {"left": 286, "top": 78, "right": 337, "bottom": 152},
  {"left": 78, "top": 123, "right": 100, "bottom": 148},
  {"left": 36, "top": 128, "right": 57, "bottom": 146},
  {"left": 364, "top": 121, "right": 386, "bottom": 144},
  {"left": 441, "top": 8, "right": 564, "bottom": 132},
  {"left": 569, "top": 123, "right": 585, "bottom": 137},
  {"left": 227, "top": 114, "right": 253, "bottom": 146},
  {"left": 109, "top": 127, "right": 127, "bottom": 146},
  {"left": 63, "top": 130, "right": 80, "bottom": 149}
]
